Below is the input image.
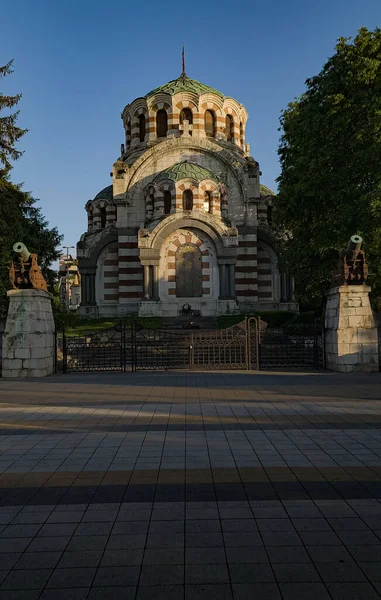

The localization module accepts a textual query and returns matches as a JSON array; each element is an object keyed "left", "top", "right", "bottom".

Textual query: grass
[{"left": 61, "top": 316, "right": 163, "bottom": 336}]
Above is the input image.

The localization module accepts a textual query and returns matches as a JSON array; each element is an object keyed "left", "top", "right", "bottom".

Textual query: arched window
[
  {"left": 226, "top": 114, "right": 234, "bottom": 141},
  {"left": 204, "top": 110, "right": 216, "bottom": 137},
  {"left": 156, "top": 109, "right": 168, "bottom": 137},
  {"left": 182, "top": 190, "right": 193, "bottom": 211},
  {"left": 240, "top": 122, "right": 244, "bottom": 147},
  {"left": 203, "top": 191, "right": 211, "bottom": 213},
  {"left": 180, "top": 108, "right": 193, "bottom": 135},
  {"left": 100, "top": 207, "right": 107, "bottom": 228},
  {"left": 139, "top": 114, "right": 146, "bottom": 142},
  {"left": 164, "top": 191, "right": 172, "bottom": 215},
  {"left": 126, "top": 120, "right": 131, "bottom": 146}
]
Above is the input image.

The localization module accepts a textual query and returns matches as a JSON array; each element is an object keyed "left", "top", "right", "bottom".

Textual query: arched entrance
[
  {"left": 157, "top": 228, "right": 219, "bottom": 316},
  {"left": 175, "top": 244, "right": 202, "bottom": 297}
]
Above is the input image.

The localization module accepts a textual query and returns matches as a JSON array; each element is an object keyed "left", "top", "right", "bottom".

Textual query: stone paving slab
[{"left": 0, "top": 370, "right": 381, "bottom": 598}]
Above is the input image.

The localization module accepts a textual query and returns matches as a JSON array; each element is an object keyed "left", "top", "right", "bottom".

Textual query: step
[{"left": 162, "top": 316, "right": 218, "bottom": 330}]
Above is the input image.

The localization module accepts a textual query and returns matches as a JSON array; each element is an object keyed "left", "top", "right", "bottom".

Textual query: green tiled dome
[
  {"left": 146, "top": 76, "right": 224, "bottom": 99},
  {"left": 154, "top": 162, "right": 220, "bottom": 184},
  {"left": 260, "top": 184, "right": 276, "bottom": 197},
  {"left": 94, "top": 185, "right": 113, "bottom": 201}
]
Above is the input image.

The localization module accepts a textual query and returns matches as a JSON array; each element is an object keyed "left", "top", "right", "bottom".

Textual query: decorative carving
[
  {"left": 9, "top": 242, "right": 48, "bottom": 292},
  {"left": 179, "top": 119, "right": 193, "bottom": 137}
]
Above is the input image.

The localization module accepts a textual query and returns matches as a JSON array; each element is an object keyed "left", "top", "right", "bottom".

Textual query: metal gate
[
  {"left": 134, "top": 329, "right": 191, "bottom": 371},
  {"left": 59, "top": 318, "right": 323, "bottom": 373},
  {"left": 190, "top": 319, "right": 250, "bottom": 370},
  {"left": 259, "top": 327, "right": 322, "bottom": 370},
  {"left": 59, "top": 323, "right": 131, "bottom": 373}
]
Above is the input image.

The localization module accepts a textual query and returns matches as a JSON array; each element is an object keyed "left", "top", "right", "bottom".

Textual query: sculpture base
[
  {"left": 325, "top": 285, "right": 379, "bottom": 373},
  {"left": 138, "top": 300, "right": 162, "bottom": 317},
  {"left": 2, "top": 289, "right": 55, "bottom": 378}
]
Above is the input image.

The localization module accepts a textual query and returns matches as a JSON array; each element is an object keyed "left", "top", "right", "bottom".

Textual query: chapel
[{"left": 77, "top": 68, "right": 297, "bottom": 317}]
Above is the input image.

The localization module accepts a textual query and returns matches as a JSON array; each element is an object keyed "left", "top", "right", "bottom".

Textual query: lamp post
[{"left": 59, "top": 246, "right": 75, "bottom": 309}]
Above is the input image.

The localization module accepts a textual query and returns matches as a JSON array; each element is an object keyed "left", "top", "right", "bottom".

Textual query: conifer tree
[{"left": 0, "top": 60, "right": 28, "bottom": 176}]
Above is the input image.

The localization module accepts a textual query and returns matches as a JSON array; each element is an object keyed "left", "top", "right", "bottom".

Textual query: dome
[
  {"left": 154, "top": 162, "right": 221, "bottom": 184},
  {"left": 94, "top": 185, "right": 113, "bottom": 201},
  {"left": 260, "top": 184, "right": 276, "bottom": 197},
  {"left": 145, "top": 75, "right": 224, "bottom": 99}
]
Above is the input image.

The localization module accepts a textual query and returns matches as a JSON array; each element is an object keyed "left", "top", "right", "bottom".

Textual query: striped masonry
[
  {"left": 236, "top": 235, "right": 258, "bottom": 299},
  {"left": 118, "top": 236, "right": 143, "bottom": 300}
]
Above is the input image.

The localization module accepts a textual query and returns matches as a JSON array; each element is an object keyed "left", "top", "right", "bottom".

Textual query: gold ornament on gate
[{"left": 9, "top": 242, "right": 48, "bottom": 292}]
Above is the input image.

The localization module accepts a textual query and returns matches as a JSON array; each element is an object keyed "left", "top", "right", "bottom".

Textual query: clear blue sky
[{"left": 2, "top": 0, "right": 380, "bottom": 253}]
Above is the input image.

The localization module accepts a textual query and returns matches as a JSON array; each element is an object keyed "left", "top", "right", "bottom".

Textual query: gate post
[
  {"left": 122, "top": 321, "right": 126, "bottom": 373},
  {"left": 132, "top": 319, "right": 136, "bottom": 373},
  {"left": 189, "top": 334, "right": 194, "bottom": 370},
  {"left": 62, "top": 327, "right": 67, "bottom": 374},
  {"left": 245, "top": 318, "right": 250, "bottom": 371}
]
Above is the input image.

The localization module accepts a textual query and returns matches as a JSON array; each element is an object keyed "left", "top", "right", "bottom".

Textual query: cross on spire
[{"left": 181, "top": 46, "right": 186, "bottom": 79}]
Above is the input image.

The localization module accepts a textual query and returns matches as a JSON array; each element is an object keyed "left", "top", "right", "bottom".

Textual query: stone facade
[
  {"left": 2, "top": 289, "right": 55, "bottom": 378},
  {"left": 325, "top": 285, "right": 379, "bottom": 372},
  {"left": 77, "top": 74, "right": 297, "bottom": 317}
]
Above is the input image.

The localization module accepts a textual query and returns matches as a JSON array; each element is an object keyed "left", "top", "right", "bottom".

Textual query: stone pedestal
[
  {"left": 217, "top": 299, "right": 239, "bottom": 316},
  {"left": 325, "top": 285, "right": 379, "bottom": 373},
  {"left": 2, "top": 289, "right": 55, "bottom": 378},
  {"left": 139, "top": 300, "right": 162, "bottom": 317}
]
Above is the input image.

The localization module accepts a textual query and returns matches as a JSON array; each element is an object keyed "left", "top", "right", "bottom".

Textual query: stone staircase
[{"left": 162, "top": 316, "right": 218, "bottom": 330}]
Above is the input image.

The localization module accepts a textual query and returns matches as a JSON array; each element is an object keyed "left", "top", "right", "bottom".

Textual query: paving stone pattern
[{"left": 1, "top": 370, "right": 381, "bottom": 599}]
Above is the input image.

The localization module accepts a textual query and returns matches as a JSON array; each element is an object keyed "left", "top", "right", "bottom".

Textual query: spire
[{"left": 181, "top": 46, "right": 186, "bottom": 79}]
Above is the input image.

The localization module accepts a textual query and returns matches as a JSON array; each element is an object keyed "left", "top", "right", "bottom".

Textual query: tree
[
  {"left": 275, "top": 27, "right": 381, "bottom": 310},
  {"left": 0, "top": 62, "right": 62, "bottom": 316},
  {"left": 0, "top": 60, "right": 28, "bottom": 177},
  {"left": 0, "top": 180, "right": 62, "bottom": 316}
]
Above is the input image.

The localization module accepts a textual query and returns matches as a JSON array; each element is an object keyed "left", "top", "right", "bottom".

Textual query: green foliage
[
  {"left": 0, "top": 180, "right": 62, "bottom": 316},
  {"left": 0, "top": 60, "right": 28, "bottom": 177},
  {"left": 0, "top": 62, "right": 62, "bottom": 317},
  {"left": 59, "top": 316, "right": 163, "bottom": 336},
  {"left": 275, "top": 28, "right": 381, "bottom": 309}
]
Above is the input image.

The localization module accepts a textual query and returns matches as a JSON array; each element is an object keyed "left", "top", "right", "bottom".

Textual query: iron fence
[{"left": 59, "top": 318, "right": 323, "bottom": 373}]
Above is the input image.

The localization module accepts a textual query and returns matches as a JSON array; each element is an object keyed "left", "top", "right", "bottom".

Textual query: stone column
[
  {"left": 325, "top": 285, "right": 379, "bottom": 372},
  {"left": 152, "top": 265, "right": 159, "bottom": 299},
  {"left": 88, "top": 273, "right": 96, "bottom": 305},
  {"left": 2, "top": 289, "right": 55, "bottom": 378},
  {"left": 219, "top": 264, "right": 226, "bottom": 298},
  {"left": 229, "top": 264, "right": 236, "bottom": 298},
  {"left": 280, "top": 273, "right": 289, "bottom": 302},
  {"left": 81, "top": 271, "right": 96, "bottom": 305},
  {"left": 143, "top": 265, "right": 150, "bottom": 300}
]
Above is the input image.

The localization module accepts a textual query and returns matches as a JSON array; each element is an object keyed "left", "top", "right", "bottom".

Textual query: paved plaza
[{"left": 1, "top": 370, "right": 381, "bottom": 599}]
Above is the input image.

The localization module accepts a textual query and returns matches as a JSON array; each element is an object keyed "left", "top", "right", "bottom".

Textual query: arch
[
  {"left": 204, "top": 110, "right": 216, "bottom": 137},
  {"left": 175, "top": 244, "right": 202, "bottom": 297},
  {"left": 139, "top": 114, "right": 146, "bottom": 142},
  {"left": 182, "top": 189, "right": 193, "bottom": 211},
  {"left": 126, "top": 120, "right": 131, "bottom": 147},
  {"left": 163, "top": 190, "right": 172, "bottom": 215},
  {"left": 100, "top": 206, "right": 107, "bottom": 228},
  {"left": 203, "top": 191, "right": 211, "bottom": 213},
  {"left": 150, "top": 216, "right": 227, "bottom": 254},
  {"left": 267, "top": 205, "right": 273, "bottom": 225},
  {"left": 240, "top": 122, "right": 244, "bottom": 147},
  {"left": 257, "top": 240, "right": 280, "bottom": 303},
  {"left": 225, "top": 114, "right": 234, "bottom": 142},
  {"left": 180, "top": 107, "right": 193, "bottom": 125},
  {"left": 156, "top": 109, "right": 168, "bottom": 137},
  {"left": 95, "top": 242, "right": 119, "bottom": 305}
]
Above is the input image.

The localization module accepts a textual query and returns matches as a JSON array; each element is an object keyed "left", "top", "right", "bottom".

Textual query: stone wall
[
  {"left": 2, "top": 289, "right": 55, "bottom": 378},
  {"left": 325, "top": 285, "right": 379, "bottom": 373}
]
